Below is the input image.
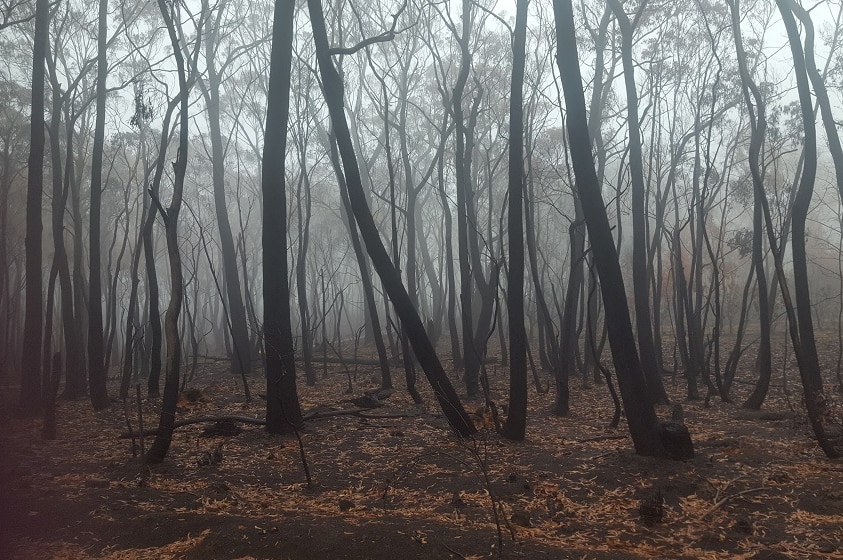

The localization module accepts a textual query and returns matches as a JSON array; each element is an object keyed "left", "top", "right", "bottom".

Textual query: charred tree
[
  {"left": 728, "top": 0, "right": 772, "bottom": 410},
  {"left": 20, "top": 0, "right": 50, "bottom": 412},
  {"left": 146, "top": 0, "right": 192, "bottom": 463},
  {"left": 306, "top": 0, "right": 475, "bottom": 436},
  {"left": 262, "top": 0, "right": 304, "bottom": 434},
  {"left": 500, "top": 0, "right": 529, "bottom": 441},
  {"left": 87, "top": 0, "right": 110, "bottom": 411},
  {"left": 774, "top": 0, "right": 840, "bottom": 458},
  {"left": 607, "top": 0, "right": 669, "bottom": 406},
  {"left": 198, "top": 0, "right": 252, "bottom": 379},
  {"left": 551, "top": 0, "right": 692, "bottom": 458}
]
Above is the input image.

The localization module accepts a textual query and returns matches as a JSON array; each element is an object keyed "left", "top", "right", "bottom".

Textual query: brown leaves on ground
[{"left": 2, "top": 343, "right": 843, "bottom": 559}]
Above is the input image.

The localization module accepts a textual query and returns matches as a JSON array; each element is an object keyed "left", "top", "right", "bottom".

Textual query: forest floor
[{"left": 2, "top": 335, "right": 843, "bottom": 559}]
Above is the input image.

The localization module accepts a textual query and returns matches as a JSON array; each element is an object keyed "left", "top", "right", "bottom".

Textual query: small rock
[
  {"left": 817, "top": 542, "right": 837, "bottom": 554},
  {"left": 732, "top": 517, "right": 753, "bottom": 535},
  {"left": 510, "top": 510, "right": 532, "bottom": 527},
  {"left": 639, "top": 489, "right": 665, "bottom": 526},
  {"left": 207, "top": 482, "right": 230, "bottom": 496},
  {"left": 338, "top": 498, "right": 354, "bottom": 511}
]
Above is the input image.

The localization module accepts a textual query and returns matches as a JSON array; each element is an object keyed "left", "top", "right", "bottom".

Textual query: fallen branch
[
  {"left": 119, "top": 415, "right": 267, "bottom": 438},
  {"left": 302, "top": 408, "right": 419, "bottom": 420},
  {"left": 359, "top": 411, "right": 420, "bottom": 419},
  {"left": 700, "top": 487, "right": 767, "bottom": 520},
  {"left": 575, "top": 434, "right": 628, "bottom": 444},
  {"left": 119, "top": 408, "right": 422, "bottom": 438}
]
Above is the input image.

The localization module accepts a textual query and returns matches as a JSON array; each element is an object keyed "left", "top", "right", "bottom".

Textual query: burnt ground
[{"left": 1, "top": 336, "right": 843, "bottom": 559}]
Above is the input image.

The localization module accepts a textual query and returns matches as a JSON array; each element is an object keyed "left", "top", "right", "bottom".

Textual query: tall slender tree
[
  {"left": 774, "top": 0, "right": 840, "bottom": 459},
  {"left": 197, "top": 0, "right": 252, "bottom": 379},
  {"left": 87, "top": 0, "right": 110, "bottom": 410},
  {"left": 551, "top": 0, "right": 692, "bottom": 458},
  {"left": 146, "top": 0, "right": 194, "bottom": 463},
  {"left": 607, "top": 0, "right": 669, "bottom": 406},
  {"left": 306, "top": 0, "right": 476, "bottom": 437},
  {"left": 262, "top": 0, "right": 303, "bottom": 434},
  {"left": 501, "top": 0, "right": 529, "bottom": 441},
  {"left": 20, "top": 0, "right": 50, "bottom": 412},
  {"left": 727, "top": 0, "right": 772, "bottom": 411}
]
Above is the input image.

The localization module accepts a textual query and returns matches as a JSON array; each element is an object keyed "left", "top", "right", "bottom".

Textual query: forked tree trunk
[
  {"left": 146, "top": 0, "right": 191, "bottom": 463},
  {"left": 45, "top": 46, "right": 85, "bottom": 401},
  {"left": 729, "top": 0, "right": 773, "bottom": 409}
]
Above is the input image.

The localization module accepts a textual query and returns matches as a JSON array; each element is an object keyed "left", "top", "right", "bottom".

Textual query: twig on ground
[{"left": 701, "top": 487, "right": 767, "bottom": 520}]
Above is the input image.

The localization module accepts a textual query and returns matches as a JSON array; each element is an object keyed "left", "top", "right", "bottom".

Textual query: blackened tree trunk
[
  {"left": 87, "top": 0, "right": 109, "bottom": 411},
  {"left": 199, "top": 0, "right": 252, "bottom": 379},
  {"left": 295, "top": 151, "right": 316, "bottom": 387},
  {"left": 607, "top": 0, "right": 668, "bottom": 406},
  {"left": 143, "top": 210, "right": 163, "bottom": 396},
  {"left": 774, "top": 0, "right": 840, "bottom": 459},
  {"left": 119, "top": 86, "right": 153, "bottom": 400},
  {"left": 306, "top": 0, "right": 475, "bottom": 436},
  {"left": 143, "top": 94, "right": 187, "bottom": 398},
  {"left": 328, "top": 134, "right": 393, "bottom": 390},
  {"left": 146, "top": 0, "right": 190, "bottom": 463},
  {"left": 524, "top": 171, "right": 561, "bottom": 382},
  {"left": 551, "top": 0, "right": 691, "bottom": 458},
  {"left": 103, "top": 200, "right": 130, "bottom": 373},
  {"left": 120, "top": 198, "right": 147, "bottom": 400},
  {"left": 500, "top": 0, "right": 529, "bottom": 441},
  {"left": 554, "top": 217, "right": 584, "bottom": 416},
  {"left": 20, "top": 0, "right": 50, "bottom": 412},
  {"left": 729, "top": 0, "right": 772, "bottom": 411},
  {"left": 452, "top": 0, "right": 480, "bottom": 397},
  {"left": 262, "top": 0, "right": 303, "bottom": 435},
  {"left": 783, "top": 0, "right": 843, "bottom": 203},
  {"left": 45, "top": 46, "right": 85, "bottom": 401}
]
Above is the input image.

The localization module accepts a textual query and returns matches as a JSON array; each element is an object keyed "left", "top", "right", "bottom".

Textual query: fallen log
[
  {"left": 119, "top": 408, "right": 420, "bottom": 438},
  {"left": 119, "top": 415, "right": 267, "bottom": 439}
]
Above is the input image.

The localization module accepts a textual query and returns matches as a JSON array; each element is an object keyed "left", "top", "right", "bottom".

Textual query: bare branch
[{"left": 328, "top": 1, "right": 407, "bottom": 56}]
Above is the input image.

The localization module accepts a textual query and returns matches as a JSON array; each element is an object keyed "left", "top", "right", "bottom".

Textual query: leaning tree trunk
[
  {"left": 328, "top": 135, "right": 393, "bottom": 390},
  {"left": 551, "top": 0, "right": 692, "bottom": 458},
  {"left": 306, "top": 0, "right": 475, "bottom": 436}
]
